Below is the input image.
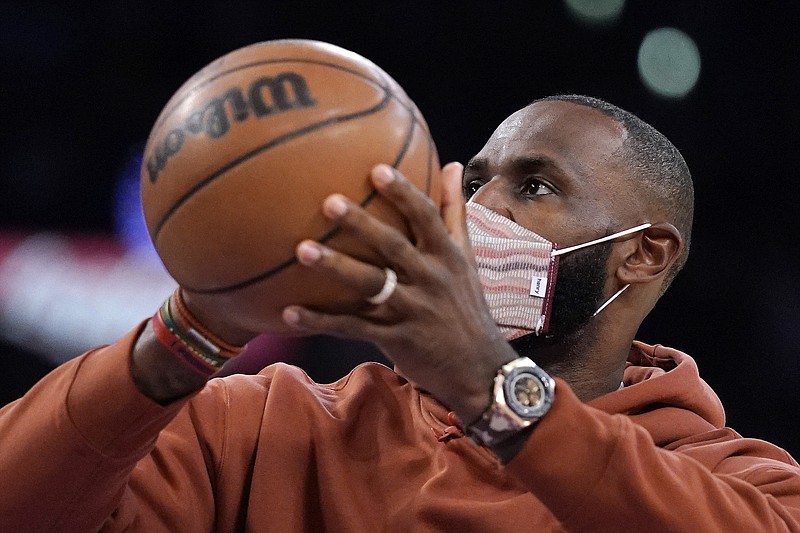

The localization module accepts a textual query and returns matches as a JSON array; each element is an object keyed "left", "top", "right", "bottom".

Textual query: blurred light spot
[
  {"left": 0, "top": 233, "right": 176, "bottom": 363},
  {"left": 637, "top": 27, "right": 701, "bottom": 98},
  {"left": 564, "top": 0, "right": 625, "bottom": 26},
  {"left": 114, "top": 149, "right": 161, "bottom": 262}
]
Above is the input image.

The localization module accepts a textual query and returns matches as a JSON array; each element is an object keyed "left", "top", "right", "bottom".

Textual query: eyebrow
[{"left": 465, "top": 155, "right": 564, "bottom": 176}]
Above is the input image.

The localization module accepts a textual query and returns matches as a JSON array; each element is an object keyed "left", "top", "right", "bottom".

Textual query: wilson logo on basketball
[{"left": 146, "top": 72, "right": 318, "bottom": 183}]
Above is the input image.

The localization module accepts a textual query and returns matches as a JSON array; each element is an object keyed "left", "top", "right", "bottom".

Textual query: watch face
[
  {"left": 513, "top": 374, "right": 542, "bottom": 407},
  {"left": 467, "top": 359, "right": 555, "bottom": 447},
  {"left": 505, "top": 368, "right": 552, "bottom": 418}
]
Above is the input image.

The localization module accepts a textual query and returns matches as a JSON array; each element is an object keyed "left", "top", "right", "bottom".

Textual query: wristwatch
[{"left": 467, "top": 357, "right": 555, "bottom": 448}]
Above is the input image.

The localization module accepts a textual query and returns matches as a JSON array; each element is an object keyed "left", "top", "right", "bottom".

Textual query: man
[{"left": 3, "top": 95, "right": 800, "bottom": 531}]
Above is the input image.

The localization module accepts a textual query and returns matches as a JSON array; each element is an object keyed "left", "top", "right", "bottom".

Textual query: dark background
[{"left": 2, "top": 2, "right": 799, "bottom": 454}]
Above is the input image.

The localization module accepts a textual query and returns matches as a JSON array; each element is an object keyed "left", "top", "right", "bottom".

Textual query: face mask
[{"left": 466, "top": 201, "right": 651, "bottom": 340}]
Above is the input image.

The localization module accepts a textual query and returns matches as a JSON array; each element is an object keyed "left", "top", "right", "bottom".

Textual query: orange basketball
[{"left": 140, "top": 39, "right": 441, "bottom": 334}]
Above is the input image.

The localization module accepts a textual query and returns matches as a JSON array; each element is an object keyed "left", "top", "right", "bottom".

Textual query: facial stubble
[{"left": 509, "top": 241, "right": 613, "bottom": 363}]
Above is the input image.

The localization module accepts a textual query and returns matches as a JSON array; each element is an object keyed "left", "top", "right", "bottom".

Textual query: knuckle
[
  {"left": 345, "top": 203, "right": 372, "bottom": 227},
  {"left": 387, "top": 238, "right": 417, "bottom": 263}
]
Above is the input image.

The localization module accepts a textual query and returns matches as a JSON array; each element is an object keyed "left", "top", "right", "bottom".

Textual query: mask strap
[
  {"left": 551, "top": 223, "right": 652, "bottom": 257},
  {"left": 593, "top": 284, "right": 630, "bottom": 317}
]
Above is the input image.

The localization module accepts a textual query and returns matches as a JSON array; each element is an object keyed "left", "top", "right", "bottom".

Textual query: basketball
[{"left": 140, "top": 39, "right": 441, "bottom": 334}]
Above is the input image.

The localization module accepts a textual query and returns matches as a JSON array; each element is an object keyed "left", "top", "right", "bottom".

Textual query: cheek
[
  {"left": 512, "top": 198, "right": 597, "bottom": 247},
  {"left": 564, "top": 194, "right": 618, "bottom": 236},
  {"left": 510, "top": 204, "right": 574, "bottom": 245}
]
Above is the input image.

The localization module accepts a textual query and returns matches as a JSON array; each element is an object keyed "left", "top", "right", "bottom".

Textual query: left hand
[{"left": 282, "top": 162, "right": 519, "bottom": 424}]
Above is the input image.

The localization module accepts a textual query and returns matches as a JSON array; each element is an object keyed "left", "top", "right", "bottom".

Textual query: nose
[{"left": 470, "top": 176, "right": 514, "bottom": 220}]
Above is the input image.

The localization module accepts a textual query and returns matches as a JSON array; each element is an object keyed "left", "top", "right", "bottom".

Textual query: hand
[{"left": 281, "top": 162, "right": 519, "bottom": 424}]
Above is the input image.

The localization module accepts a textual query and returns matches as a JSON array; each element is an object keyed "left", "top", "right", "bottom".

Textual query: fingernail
[
  {"left": 282, "top": 307, "right": 301, "bottom": 326},
  {"left": 324, "top": 195, "right": 348, "bottom": 217},
  {"left": 444, "top": 161, "right": 464, "bottom": 174},
  {"left": 297, "top": 241, "right": 322, "bottom": 265},
  {"left": 373, "top": 164, "right": 395, "bottom": 186}
]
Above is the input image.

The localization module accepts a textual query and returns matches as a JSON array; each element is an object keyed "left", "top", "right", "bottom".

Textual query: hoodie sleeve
[
  {"left": 0, "top": 323, "right": 221, "bottom": 533},
  {"left": 505, "top": 379, "right": 800, "bottom": 532}
]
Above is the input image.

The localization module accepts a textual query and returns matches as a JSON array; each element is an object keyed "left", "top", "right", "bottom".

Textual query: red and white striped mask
[{"left": 466, "top": 201, "right": 650, "bottom": 341}]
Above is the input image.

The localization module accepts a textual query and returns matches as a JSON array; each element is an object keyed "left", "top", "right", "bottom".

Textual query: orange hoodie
[{"left": 2, "top": 323, "right": 800, "bottom": 532}]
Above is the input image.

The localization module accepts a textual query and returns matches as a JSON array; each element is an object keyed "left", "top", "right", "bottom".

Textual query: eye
[
  {"left": 463, "top": 179, "right": 484, "bottom": 199},
  {"left": 521, "top": 177, "right": 554, "bottom": 197}
]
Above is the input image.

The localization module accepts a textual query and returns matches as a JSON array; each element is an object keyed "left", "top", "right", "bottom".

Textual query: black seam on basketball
[
  {"left": 153, "top": 58, "right": 390, "bottom": 131},
  {"left": 425, "top": 129, "right": 435, "bottom": 194},
  {"left": 184, "top": 96, "right": 422, "bottom": 294},
  {"left": 153, "top": 92, "right": 393, "bottom": 239}
]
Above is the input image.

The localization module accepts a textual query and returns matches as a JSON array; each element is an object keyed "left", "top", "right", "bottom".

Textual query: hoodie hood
[{"left": 588, "top": 341, "right": 725, "bottom": 447}]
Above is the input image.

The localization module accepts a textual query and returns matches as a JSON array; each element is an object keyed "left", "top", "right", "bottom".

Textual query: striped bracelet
[{"left": 151, "top": 289, "right": 244, "bottom": 376}]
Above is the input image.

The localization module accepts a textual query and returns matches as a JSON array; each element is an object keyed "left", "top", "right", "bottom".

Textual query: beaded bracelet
[{"left": 151, "top": 289, "right": 244, "bottom": 377}]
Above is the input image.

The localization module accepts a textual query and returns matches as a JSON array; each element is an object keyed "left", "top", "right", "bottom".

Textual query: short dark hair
[{"left": 535, "top": 94, "right": 694, "bottom": 291}]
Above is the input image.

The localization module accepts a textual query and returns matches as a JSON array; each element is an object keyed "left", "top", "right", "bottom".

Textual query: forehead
[{"left": 475, "top": 101, "right": 627, "bottom": 181}]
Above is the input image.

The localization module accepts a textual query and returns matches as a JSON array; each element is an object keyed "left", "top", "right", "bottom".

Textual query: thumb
[{"left": 439, "top": 162, "right": 468, "bottom": 249}]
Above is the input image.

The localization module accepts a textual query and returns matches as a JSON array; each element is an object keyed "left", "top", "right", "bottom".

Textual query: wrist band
[
  {"left": 171, "top": 288, "right": 243, "bottom": 358},
  {"left": 151, "top": 289, "right": 244, "bottom": 376}
]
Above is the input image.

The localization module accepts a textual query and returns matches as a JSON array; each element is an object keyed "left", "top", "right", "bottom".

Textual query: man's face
[
  {"left": 463, "top": 101, "right": 640, "bottom": 339},
  {"left": 463, "top": 100, "right": 642, "bottom": 248}
]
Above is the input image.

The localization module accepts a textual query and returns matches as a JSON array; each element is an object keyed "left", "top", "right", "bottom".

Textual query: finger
[
  {"left": 439, "top": 162, "right": 468, "bottom": 249},
  {"left": 282, "top": 304, "right": 384, "bottom": 341},
  {"left": 370, "top": 164, "right": 449, "bottom": 250},
  {"left": 321, "top": 193, "right": 419, "bottom": 272},
  {"left": 296, "top": 239, "right": 391, "bottom": 300}
]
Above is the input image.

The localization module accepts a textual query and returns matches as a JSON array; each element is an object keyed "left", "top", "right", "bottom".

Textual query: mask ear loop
[
  {"left": 592, "top": 284, "right": 630, "bottom": 316},
  {"left": 549, "top": 223, "right": 652, "bottom": 318},
  {"left": 551, "top": 223, "right": 652, "bottom": 257}
]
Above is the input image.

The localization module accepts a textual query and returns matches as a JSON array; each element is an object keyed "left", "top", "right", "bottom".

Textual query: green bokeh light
[
  {"left": 564, "top": 0, "right": 625, "bottom": 26},
  {"left": 637, "top": 27, "right": 701, "bottom": 98}
]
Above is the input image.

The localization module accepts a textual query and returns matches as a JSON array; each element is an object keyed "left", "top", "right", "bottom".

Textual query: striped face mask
[{"left": 466, "top": 201, "right": 651, "bottom": 341}]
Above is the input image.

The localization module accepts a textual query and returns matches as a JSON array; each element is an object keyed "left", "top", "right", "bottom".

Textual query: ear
[{"left": 615, "top": 223, "right": 683, "bottom": 285}]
